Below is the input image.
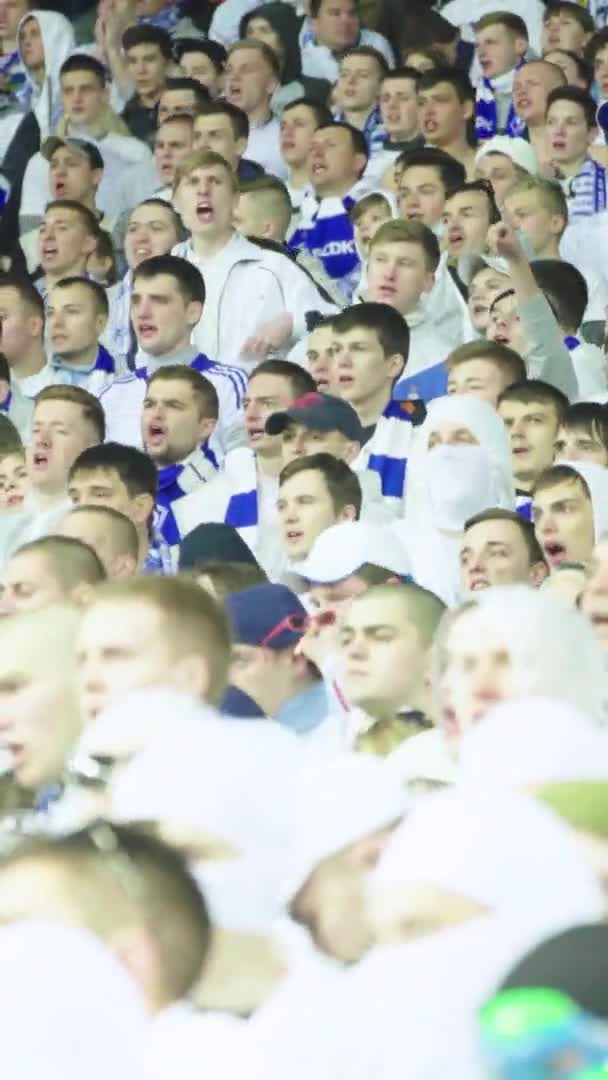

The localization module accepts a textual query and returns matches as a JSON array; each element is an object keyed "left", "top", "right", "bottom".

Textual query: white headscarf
[
  {"left": 557, "top": 459, "right": 608, "bottom": 542},
  {"left": 401, "top": 395, "right": 515, "bottom": 605},
  {"left": 462, "top": 585, "right": 607, "bottom": 720},
  {"left": 0, "top": 920, "right": 147, "bottom": 1080},
  {"left": 458, "top": 696, "right": 608, "bottom": 792},
  {"left": 17, "top": 11, "right": 75, "bottom": 138}
]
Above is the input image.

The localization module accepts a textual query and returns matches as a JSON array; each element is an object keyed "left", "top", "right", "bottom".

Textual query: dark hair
[
  {"left": 547, "top": 48, "right": 592, "bottom": 88},
  {"left": 546, "top": 85, "right": 597, "bottom": 126},
  {"left": 585, "top": 27, "right": 608, "bottom": 68},
  {"left": 196, "top": 99, "right": 250, "bottom": 140},
  {"left": 52, "top": 275, "right": 109, "bottom": 318},
  {"left": 0, "top": 413, "right": 21, "bottom": 453},
  {"left": 175, "top": 37, "right": 227, "bottom": 73},
  {"left": 558, "top": 402, "right": 608, "bottom": 452},
  {"left": 0, "top": 351, "right": 9, "bottom": 383},
  {"left": 445, "top": 179, "right": 501, "bottom": 224},
  {"left": 417, "top": 66, "right": 475, "bottom": 103},
  {"left": 340, "top": 45, "right": 389, "bottom": 75},
  {"left": 122, "top": 24, "right": 173, "bottom": 60},
  {"left": 0, "top": 272, "right": 45, "bottom": 321},
  {"left": 389, "top": 6, "right": 458, "bottom": 53},
  {"left": 381, "top": 64, "right": 422, "bottom": 86},
  {"left": 332, "top": 301, "right": 409, "bottom": 371},
  {"left": 369, "top": 218, "right": 441, "bottom": 272},
  {"left": 161, "top": 76, "right": 209, "bottom": 108},
  {"left": 447, "top": 339, "right": 527, "bottom": 383},
  {"left": 227, "top": 38, "right": 281, "bottom": 80},
  {"left": 544, "top": 1, "right": 595, "bottom": 33},
  {"left": 131, "top": 198, "right": 187, "bottom": 243},
  {"left": 60, "top": 54, "right": 107, "bottom": 86},
  {"left": 89, "top": 228, "right": 118, "bottom": 286},
  {"left": 464, "top": 507, "right": 546, "bottom": 565},
  {"left": 533, "top": 461, "right": 591, "bottom": 498},
  {"left": 279, "top": 452, "right": 363, "bottom": 518},
  {"left": 147, "top": 365, "right": 219, "bottom": 420},
  {"left": 69, "top": 442, "right": 158, "bottom": 500},
  {"left": 35, "top": 385, "right": 105, "bottom": 442},
  {"left": 1, "top": 825, "right": 211, "bottom": 1002},
  {"left": 45, "top": 199, "right": 101, "bottom": 238},
  {"left": 191, "top": 558, "right": 267, "bottom": 596},
  {"left": 398, "top": 146, "right": 467, "bottom": 195},
  {"left": 475, "top": 11, "right": 529, "bottom": 38},
  {"left": 531, "top": 259, "right": 588, "bottom": 333},
  {"left": 316, "top": 121, "right": 369, "bottom": 163},
  {"left": 310, "top": 0, "right": 359, "bottom": 16},
  {"left": 282, "top": 95, "right": 333, "bottom": 128},
  {"left": 15, "top": 534, "right": 107, "bottom": 585},
  {"left": 133, "top": 254, "right": 206, "bottom": 306},
  {"left": 158, "top": 110, "right": 194, "bottom": 130},
  {"left": 249, "top": 358, "right": 316, "bottom": 398},
  {"left": 62, "top": 505, "right": 140, "bottom": 563},
  {"left": 498, "top": 378, "right": 569, "bottom": 421}
]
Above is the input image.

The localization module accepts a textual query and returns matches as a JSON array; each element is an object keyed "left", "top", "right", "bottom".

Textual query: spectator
[
  {"left": 446, "top": 340, "right": 527, "bottom": 408},
  {"left": 58, "top": 504, "right": 140, "bottom": 579},
  {"left": 474, "top": 135, "right": 539, "bottom": 209},
  {"left": 512, "top": 59, "right": 565, "bottom": 160},
  {"left": 474, "top": 13, "right": 529, "bottom": 140},
  {"left": 279, "top": 96, "right": 333, "bottom": 209},
  {"left": 176, "top": 38, "right": 227, "bottom": 98},
  {"left": 194, "top": 100, "right": 265, "bottom": 180},
  {"left": 532, "top": 460, "right": 608, "bottom": 570},
  {"left": 498, "top": 379, "right": 569, "bottom": 518},
  {"left": 0, "top": 535, "right": 105, "bottom": 614},
  {"left": 277, "top": 452, "right": 361, "bottom": 568},
  {"left": 224, "top": 40, "right": 285, "bottom": 178},
  {"left": 334, "top": 46, "right": 388, "bottom": 155},
  {"left": 36, "top": 200, "right": 100, "bottom": 302},
  {"left": 298, "top": 0, "right": 393, "bottom": 83},
  {"left": 460, "top": 508, "right": 548, "bottom": 593},
  {"left": 545, "top": 86, "right": 608, "bottom": 221},
  {"left": 417, "top": 67, "right": 476, "bottom": 178},
  {"left": 0, "top": 273, "right": 48, "bottom": 398},
  {"left": 121, "top": 24, "right": 172, "bottom": 143},
  {"left": 554, "top": 402, "right": 608, "bottom": 465},
  {"left": 46, "top": 277, "right": 115, "bottom": 395}
]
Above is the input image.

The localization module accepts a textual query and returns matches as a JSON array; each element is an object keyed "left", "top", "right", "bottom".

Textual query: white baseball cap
[
  {"left": 475, "top": 135, "right": 538, "bottom": 177},
  {"left": 299, "top": 521, "right": 411, "bottom": 584}
]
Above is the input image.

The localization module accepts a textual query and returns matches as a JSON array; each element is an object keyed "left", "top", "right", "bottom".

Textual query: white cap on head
[
  {"left": 299, "top": 521, "right": 411, "bottom": 584},
  {"left": 475, "top": 135, "right": 538, "bottom": 176},
  {"left": 282, "top": 754, "right": 409, "bottom": 903}
]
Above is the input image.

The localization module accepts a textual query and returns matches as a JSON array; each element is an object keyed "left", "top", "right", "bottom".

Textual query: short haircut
[
  {"left": 416, "top": 66, "right": 475, "bottom": 103},
  {"left": 316, "top": 121, "right": 369, "bottom": 163},
  {"left": 497, "top": 378, "right": 569, "bottom": 422},
  {"left": 464, "top": 507, "right": 545, "bottom": 565},
  {"left": 279, "top": 452, "right": 363, "bottom": 519},
  {"left": 173, "top": 148, "right": 236, "bottom": 192},
  {"left": 122, "top": 24, "right": 173, "bottom": 60},
  {"left": 533, "top": 461, "right": 591, "bottom": 498},
  {"left": 475, "top": 11, "right": 529, "bottom": 39},
  {"left": 90, "top": 576, "right": 231, "bottom": 703},
  {"left": 0, "top": 272, "right": 45, "bottom": 321},
  {"left": 361, "top": 581, "right": 446, "bottom": 647},
  {"left": 175, "top": 37, "right": 227, "bottom": 73},
  {"left": 60, "top": 53, "right": 107, "bottom": 85},
  {"left": 238, "top": 175, "right": 291, "bottom": 237},
  {"left": 402, "top": 46, "right": 445, "bottom": 69},
  {"left": 548, "top": 48, "right": 592, "bottom": 88},
  {"left": 546, "top": 85, "right": 597, "bottom": 127},
  {"left": 310, "top": 0, "right": 359, "bottom": 17},
  {"left": 559, "top": 402, "right": 608, "bottom": 451},
  {"left": 158, "top": 111, "right": 195, "bottom": 131},
  {"left": 544, "top": 1, "right": 595, "bottom": 33},
  {"left": 503, "top": 174, "right": 568, "bottom": 227},
  {"left": 44, "top": 199, "right": 101, "bottom": 238},
  {"left": 69, "top": 442, "right": 158, "bottom": 500},
  {"left": 393, "top": 7, "right": 458, "bottom": 51},
  {"left": 282, "top": 96, "right": 333, "bottom": 128},
  {"left": 332, "top": 300, "right": 410, "bottom": 367},
  {"left": 0, "top": 414, "right": 21, "bottom": 453},
  {"left": 227, "top": 39, "right": 281, "bottom": 80},
  {"left": 161, "top": 76, "right": 209, "bottom": 108},
  {"left": 446, "top": 340, "right": 527, "bottom": 384},
  {"left": 381, "top": 64, "right": 422, "bottom": 86},
  {"left": 340, "top": 45, "right": 389, "bottom": 75},
  {"left": 52, "top": 276, "right": 109, "bottom": 318},
  {"left": 249, "top": 358, "right": 316, "bottom": 398},
  {"left": 370, "top": 218, "right": 441, "bottom": 272},
  {"left": 34, "top": 385, "right": 106, "bottom": 443},
  {"left": 445, "top": 180, "right": 501, "bottom": 224},
  {"left": 132, "top": 254, "right": 206, "bottom": 307},
  {"left": 196, "top": 99, "right": 249, "bottom": 141},
  {"left": 131, "top": 198, "right": 186, "bottom": 242},
  {"left": 0, "top": 826, "right": 211, "bottom": 1001},
  {"left": 147, "top": 365, "right": 219, "bottom": 420},
  {"left": 14, "top": 534, "right": 106, "bottom": 586},
  {"left": 90, "top": 228, "right": 118, "bottom": 287},
  {"left": 585, "top": 27, "right": 608, "bottom": 67},
  {"left": 398, "top": 146, "right": 467, "bottom": 195},
  {"left": 349, "top": 191, "right": 392, "bottom": 226},
  {"left": 531, "top": 259, "right": 588, "bottom": 333},
  {"left": 62, "top": 505, "right": 139, "bottom": 563},
  {"left": 191, "top": 559, "right": 267, "bottom": 597}
]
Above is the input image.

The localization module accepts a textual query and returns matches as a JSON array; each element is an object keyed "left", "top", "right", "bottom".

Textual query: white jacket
[{"left": 173, "top": 232, "right": 338, "bottom": 372}]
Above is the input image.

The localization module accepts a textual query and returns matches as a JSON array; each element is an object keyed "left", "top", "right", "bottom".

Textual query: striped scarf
[
  {"left": 563, "top": 158, "right": 608, "bottom": 221},
  {"left": 394, "top": 360, "right": 448, "bottom": 405},
  {"left": 475, "top": 62, "right": 526, "bottom": 140},
  {"left": 357, "top": 399, "right": 425, "bottom": 504},
  {"left": 289, "top": 192, "right": 360, "bottom": 302},
  {"left": 156, "top": 448, "right": 219, "bottom": 547},
  {"left": 223, "top": 447, "right": 259, "bottom": 553}
]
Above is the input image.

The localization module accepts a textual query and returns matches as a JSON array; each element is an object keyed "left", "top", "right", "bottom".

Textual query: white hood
[{"left": 17, "top": 9, "right": 75, "bottom": 138}]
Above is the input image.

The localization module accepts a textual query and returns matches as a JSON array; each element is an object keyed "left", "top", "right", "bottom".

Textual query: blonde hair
[{"left": 173, "top": 149, "right": 237, "bottom": 193}]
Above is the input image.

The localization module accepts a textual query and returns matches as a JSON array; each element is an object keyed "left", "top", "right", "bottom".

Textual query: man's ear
[
  {"left": 186, "top": 299, "right": 203, "bottom": 327},
  {"left": 132, "top": 492, "right": 155, "bottom": 528},
  {"left": 343, "top": 439, "right": 361, "bottom": 464},
  {"left": 197, "top": 416, "right": 217, "bottom": 443},
  {"left": 530, "top": 559, "right": 549, "bottom": 586}
]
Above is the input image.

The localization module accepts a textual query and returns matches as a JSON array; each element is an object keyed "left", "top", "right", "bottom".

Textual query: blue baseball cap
[
  {"left": 265, "top": 392, "right": 363, "bottom": 442},
  {"left": 224, "top": 583, "right": 308, "bottom": 650}
]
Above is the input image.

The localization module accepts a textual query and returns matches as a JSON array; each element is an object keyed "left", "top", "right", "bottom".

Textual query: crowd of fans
[{"left": 0, "top": 0, "right": 608, "bottom": 1074}]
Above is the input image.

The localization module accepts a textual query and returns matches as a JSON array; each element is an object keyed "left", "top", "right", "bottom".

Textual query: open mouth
[
  {"left": 6, "top": 493, "right": 24, "bottom": 508},
  {"left": 137, "top": 322, "right": 157, "bottom": 339},
  {"left": 146, "top": 422, "right": 166, "bottom": 444},
  {"left": 543, "top": 541, "right": 567, "bottom": 565},
  {"left": 286, "top": 529, "right": 303, "bottom": 544},
  {"left": 42, "top": 245, "right": 58, "bottom": 259},
  {"left": 493, "top": 333, "right": 511, "bottom": 345},
  {"left": 448, "top": 230, "right": 464, "bottom": 247},
  {"left": 32, "top": 451, "right": 48, "bottom": 468},
  {"left": 551, "top": 139, "right": 567, "bottom": 152},
  {"left": 196, "top": 200, "right": 213, "bottom": 223},
  {"left": 469, "top": 578, "right": 490, "bottom": 591}
]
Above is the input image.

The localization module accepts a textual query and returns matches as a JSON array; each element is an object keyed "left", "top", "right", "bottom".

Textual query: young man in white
[
  {"left": 363, "top": 66, "right": 422, "bottom": 188},
  {"left": 99, "top": 254, "right": 247, "bottom": 459},
  {"left": 172, "top": 150, "right": 335, "bottom": 370},
  {"left": 224, "top": 40, "right": 285, "bottom": 179},
  {"left": 512, "top": 58, "right": 566, "bottom": 160},
  {"left": 276, "top": 452, "right": 361, "bottom": 573},
  {"left": 545, "top": 86, "right": 608, "bottom": 221},
  {"left": 417, "top": 67, "right": 476, "bottom": 178},
  {"left": 36, "top": 200, "right": 100, "bottom": 302},
  {"left": 298, "top": 0, "right": 393, "bottom": 83},
  {"left": 46, "top": 277, "right": 116, "bottom": 395},
  {"left": 474, "top": 134, "right": 539, "bottom": 210},
  {"left": 0, "top": 275, "right": 49, "bottom": 399},
  {"left": 473, "top": 12, "right": 529, "bottom": 140},
  {"left": 334, "top": 47, "right": 387, "bottom": 154},
  {"left": 279, "top": 98, "right": 332, "bottom": 208}
]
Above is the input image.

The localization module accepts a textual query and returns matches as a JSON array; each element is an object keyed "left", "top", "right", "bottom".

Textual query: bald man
[
  {"left": 0, "top": 536, "right": 106, "bottom": 616},
  {"left": 58, "top": 506, "right": 140, "bottom": 579}
]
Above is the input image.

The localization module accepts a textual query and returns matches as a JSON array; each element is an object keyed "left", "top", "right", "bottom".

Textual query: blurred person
[
  {"left": 176, "top": 38, "right": 226, "bottom": 97},
  {"left": 466, "top": 260, "right": 511, "bottom": 336},
  {"left": 540, "top": 558, "right": 590, "bottom": 606},
  {"left": 0, "top": 274, "right": 48, "bottom": 399},
  {"left": 554, "top": 403, "right": 608, "bottom": 466},
  {"left": 194, "top": 100, "right": 266, "bottom": 181},
  {"left": 36, "top": 200, "right": 100, "bottom": 300},
  {"left": 581, "top": 531, "right": 608, "bottom": 652},
  {"left": 277, "top": 452, "right": 361, "bottom": 569},
  {"left": 334, "top": 46, "right": 387, "bottom": 154},
  {"left": 305, "top": 317, "right": 339, "bottom": 394},
  {"left": 446, "top": 340, "right": 526, "bottom": 408},
  {"left": 512, "top": 58, "right": 566, "bottom": 159},
  {"left": 417, "top": 67, "right": 476, "bottom": 178},
  {"left": 474, "top": 135, "right": 538, "bottom": 209},
  {"left": 58, "top": 505, "right": 140, "bottom": 579},
  {"left": 349, "top": 191, "right": 393, "bottom": 261},
  {"left": 297, "top": 0, "right": 393, "bottom": 84},
  {"left": 460, "top": 508, "right": 548, "bottom": 595},
  {"left": 224, "top": 40, "right": 285, "bottom": 178},
  {"left": 121, "top": 24, "right": 172, "bottom": 143},
  {"left": 542, "top": 1, "right": 594, "bottom": 57},
  {"left": 363, "top": 66, "right": 423, "bottom": 188},
  {"left": 474, "top": 13, "right": 529, "bottom": 140},
  {"left": 157, "top": 75, "right": 208, "bottom": 125},
  {"left": 397, "top": 145, "right": 465, "bottom": 229},
  {"left": 279, "top": 96, "right": 333, "bottom": 210},
  {"left": 0, "top": 445, "right": 28, "bottom": 512},
  {"left": 442, "top": 180, "right": 500, "bottom": 263},
  {"left": 498, "top": 379, "right": 569, "bottom": 516},
  {"left": 0, "top": 535, "right": 105, "bottom": 615},
  {"left": 0, "top": 349, "right": 32, "bottom": 441},
  {"left": 545, "top": 86, "right": 607, "bottom": 221},
  {"left": 46, "top": 277, "right": 116, "bottom": 396},
  {"left": 543, "top": 47, "right": 592, "bottom": 90},
  {"left": 532, "top": 460, "right": 608, "bottom": 570}
]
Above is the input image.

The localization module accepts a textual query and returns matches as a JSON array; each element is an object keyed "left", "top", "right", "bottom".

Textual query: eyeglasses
[{"left": 260, "top": 612, "right": 308, "bottom": 646}]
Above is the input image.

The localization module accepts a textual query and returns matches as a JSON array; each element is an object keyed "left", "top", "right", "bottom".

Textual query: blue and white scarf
[
  {"left": 155, "top": 447, "right": 219, "bottom": 547},
  {"left": 394, "top": 360, "right": 448, "bottom": 405},
  {"left": 357, "top": 399, "right": 422, "bottom": 504},
  {"left": 49, "top": 344, "right": 115, "bottom": 395},
  {"left": 135, "top": 352, "right": 247, "bottom": 408},
  {"left": 333, "top": 105, "right": 385, "bottom": 156},
  {"left": 143, "top": 523, "right": 174, "bottom": 575},
  {"left": 140, "top": 2, "right": 182, "bottom": 32},
  {"left": 222, "top": 446, "right": 259, "bottom": 554},
  {"left": 563, "top": 158, "right": 608, "bottom": 221},
  {"left": 289, "top": 192, "right": 360, "bottom": 302},
  {"left": 516, "top": 493, "right": 533, "bottom": 521},
  {"left": 475, "top": 62, "right": 526, "bottom": 140}
]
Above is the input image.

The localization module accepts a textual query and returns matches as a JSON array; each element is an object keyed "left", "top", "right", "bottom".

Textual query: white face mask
[{"left": 425, "top": 444, "right": 495, "bottom": 530}]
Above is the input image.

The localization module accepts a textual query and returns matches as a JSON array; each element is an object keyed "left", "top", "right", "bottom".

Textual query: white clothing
[
  {"left": 246, "top": 115, "right": 288, "bottom": 180},
  {"left": 0, "top": 493, "right": 71, "bottom": 565},
  {"left": 441, "top": 0, "right": 545, "bottom": 56},
  {"left": 209, "top": 0, "right": 260, "bottom": 45},
  {"left": 20, "top": 131, "right": 152, "bottom": 226},
  {"left": 13, "top": 365, "right": 55, "bottom": 399},
  {"left": 114, "top": 155, "right": 163, "bottom": 216},
  {"left": 20, "top": 211, "right": 116, "bottom": 274},
  {"left": 570, "top": 339, "right": 608, "bottom": 398},
  {"left": 15, "top": 10, "right": 75, "bottom": 141},
  {"left": 401, "top": 306, "right": 452, "bottom": 379},
  {"left": 299, "top": 24, "right": 394, "bottom": 82},
  {"left": 173, "top": 232, "right": 337, "bottom": 371},
  {"left": 388, "top": 727, "right": 457, "bottom": 786}
]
